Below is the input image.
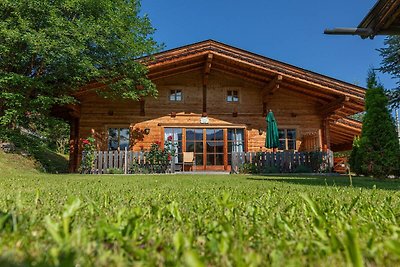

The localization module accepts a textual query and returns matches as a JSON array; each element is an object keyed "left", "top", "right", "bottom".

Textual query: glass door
[
  {"left": 206, "top": 129, "right": 224, "bottom": 166},
  {"left": 185, "top": 129, "right": 204, "bottom": 167}
]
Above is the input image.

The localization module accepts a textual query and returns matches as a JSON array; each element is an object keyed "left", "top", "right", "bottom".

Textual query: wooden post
[{"left": 124, "top": 147, "right": 128, "bottom": 174}]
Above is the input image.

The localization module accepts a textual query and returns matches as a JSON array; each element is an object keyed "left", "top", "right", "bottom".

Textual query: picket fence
[
  {"left": 82, "top": 149, "right": 174, "bottom": 174},
  {"left": 82, "top": 149, "right": 333, "bottom": 174},
  {"left": 230, "top": 150, "right": 334, "bottom": 174}
]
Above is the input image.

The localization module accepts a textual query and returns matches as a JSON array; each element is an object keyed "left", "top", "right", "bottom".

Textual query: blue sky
[{"left": 141, "top": 0, "right": 397, "bottom": 90}]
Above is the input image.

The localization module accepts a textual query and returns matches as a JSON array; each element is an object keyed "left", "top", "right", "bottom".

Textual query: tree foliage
[
  {"left": 0, "top": 0, "right": 160, "bottom": 128},
  {"left": 350, "top": 70, "right": 400, "bottom": 178},
  {"left": 378, "top": 36, "right": 400, "bottom": 108}
]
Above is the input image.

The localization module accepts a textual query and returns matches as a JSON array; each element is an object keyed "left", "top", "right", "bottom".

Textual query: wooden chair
[{"left": 182, "top": 152, "right": 195, "bottom": 172}]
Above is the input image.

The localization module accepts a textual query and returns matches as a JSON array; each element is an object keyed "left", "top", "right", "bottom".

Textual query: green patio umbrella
[{"left": 265, "top": 110, "right": 279, "bottom": 149}]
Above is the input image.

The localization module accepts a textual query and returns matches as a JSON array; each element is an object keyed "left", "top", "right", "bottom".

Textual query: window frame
[
  {"left": 106, "top": 126, "right": 130, "bottom": 151},
  {"left": 226, "top": 89, "right": 240, "bottom": 103},
  {"left": 169, "top": 89, "right": 183, "bottom": 102},
  {"left": 278, "top": 128, "right": 297, "bottom": 151}
]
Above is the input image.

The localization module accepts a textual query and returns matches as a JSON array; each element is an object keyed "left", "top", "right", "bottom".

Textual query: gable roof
[
  {"left": 142, "top": 40, "right": 364, "bottom": 150},
  {"left": 142, "top": 39, "right": 365, "bottom": 115}
]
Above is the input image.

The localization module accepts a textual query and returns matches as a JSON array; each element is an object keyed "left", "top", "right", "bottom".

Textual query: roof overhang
[
  {"left": 142, "top": 40, "right": 365, "bottom": 151},
  {"left": 324, "top": 0, "right": 400, "bottom": 39},
  {"left": 142, "top": 40, "right": 365, "bottom": 115}
]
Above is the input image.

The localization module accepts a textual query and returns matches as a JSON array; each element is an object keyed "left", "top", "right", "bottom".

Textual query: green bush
[
  {"left": 239, "top": 163, "right": 257, "bottom": 174},
  {"left": 350, "top": 70, "right": 400, "bottom": 178}
]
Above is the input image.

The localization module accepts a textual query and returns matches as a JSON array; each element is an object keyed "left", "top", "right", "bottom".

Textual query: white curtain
[{"left": 232, "top": 129, "right": 244, "bottom": 152}]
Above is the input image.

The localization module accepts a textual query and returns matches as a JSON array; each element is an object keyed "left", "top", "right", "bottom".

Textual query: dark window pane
[
  {"left": 215, "top": 129, "right": 223, "bottom": 141},
  {"left": 288, "top": 140, "right": 296, "bottom": 150},
  {"left": 186, "top": 129, "right": 195, "bottom": 140},
  {"left": 176, "top": 129, "right": 183, "bottom": 140},
  {"left": 195, "top": 142, "right": 203, "bottom": 153},
  {"left": 195, "top": 129, "right": 203, "bottom": 140},
  {"left": 108, "top": 128, "right": 118, "bottom": 150},
  {"left": 207, "top": 154, "right": 215, "bottom": 165},
  {"left": 206, "top": 129, "right": 214, "bottom": 140},
  {"left": 278, "top": 129, "right": 285, "bottom": 139},
  {"left": 215, "top": 142, "right": 224, "bottom": 153},
  {"left": 186, "top": 142, "right": 194, "bottom": 152},
  {"left": 195, "top": 154, "right": 203, "bottom": 165},
  {"left": 227, "top": 129, "right": 234, "bottom": 141},
  {"left": 228, "top": 142, "right": 233, "bottom": 153},
  {"left": 287, "top": 129, "right": 296, "bottom": 140},
  {"left": 177, "top": 142, "right": 182, "bottom": 153},
  {"left": 279, "top": 140, "right": 285, "bottom": 150},
  {"left": 206, "top": 142, "right": 215, "bottom": 153},
  {"left": 215, "top": 154, "right": 224, "bottom": 165}
]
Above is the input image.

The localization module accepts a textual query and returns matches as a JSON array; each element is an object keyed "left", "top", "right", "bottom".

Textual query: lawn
[{"left": 1, "top": 160, "right": 400, "bottom": 266}]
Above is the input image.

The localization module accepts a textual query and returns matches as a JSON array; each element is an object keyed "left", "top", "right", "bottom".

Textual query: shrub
[
  {"left": 79, "top": 137, "right": 96, "bottom": 174},
  {"left": 239, "top": 163, "right": 257, "bottom": 174},
  {"left": 350, "top": 70, "right": 400, "bottom": 178}
]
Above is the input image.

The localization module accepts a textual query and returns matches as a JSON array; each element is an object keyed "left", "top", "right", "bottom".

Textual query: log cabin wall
[
  {"left": 69, "top": 40, "right": 365, "bottom": 172},
  {"left": 76, "top": 70, "right": 323, "bottom": 165}
]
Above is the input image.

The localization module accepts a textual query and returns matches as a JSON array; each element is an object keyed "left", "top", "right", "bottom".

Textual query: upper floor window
[
  {"left": 170, "top": 89, "right": 182, "bottom": 101},
  {"left": 278, "top": 129, "right": 296, "bottom": 150},
  {"left": 108, "top": 128, "right": 130, "bottom": 151},
  {"left": 227, "top": 90, "right": 239, "bottom": 102}
]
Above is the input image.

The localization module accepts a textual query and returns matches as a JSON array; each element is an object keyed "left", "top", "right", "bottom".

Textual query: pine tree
[{"left": 351, "top": 70, "right": 400, "bottom": 178}]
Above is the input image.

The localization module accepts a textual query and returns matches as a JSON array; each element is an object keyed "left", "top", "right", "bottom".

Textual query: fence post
[{"left": 124, "top": 147, "right": 128, "bottom": 174}]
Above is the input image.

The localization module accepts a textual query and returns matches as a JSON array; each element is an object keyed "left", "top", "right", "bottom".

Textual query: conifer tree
[{"left": 351, "top": 70, "right": 400, "bottom": 178}]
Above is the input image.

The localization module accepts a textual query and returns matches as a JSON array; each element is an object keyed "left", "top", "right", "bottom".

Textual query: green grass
[{"left": 1, "top": 153, "right": 400, "bottom": 266}]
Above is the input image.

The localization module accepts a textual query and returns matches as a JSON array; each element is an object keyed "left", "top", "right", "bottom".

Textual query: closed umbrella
[{"left": 265, "top": 110, "right": 279, "bottom": 150}]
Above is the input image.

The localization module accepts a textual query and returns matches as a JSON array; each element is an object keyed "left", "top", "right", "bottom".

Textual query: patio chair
[{"left": 182, "top": 152, "right": 195, "bottom": 172}]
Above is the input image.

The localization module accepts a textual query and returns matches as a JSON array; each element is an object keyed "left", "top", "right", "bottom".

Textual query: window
[
  {"left": 278, "top": 129, "right": 296, "bottom": 150},
  {"left": 170, "top": 89, "right": 182, "bottom": 101},
  {"left": 227, "top": 128, "right": 245, "bottom": 164},
  {"left": 108, "top": 128, "right": 130, "bottom": 151},
  {"left": 227, "top": 90, "right": 239, "bottom": 102},
  {"left": 164, "top": 128, "right": 183, "bottom": 163}
]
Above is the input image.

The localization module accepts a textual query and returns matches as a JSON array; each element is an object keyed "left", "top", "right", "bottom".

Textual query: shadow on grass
[{"left": 247, "top": 175, "right": 400, "bottom": 191}]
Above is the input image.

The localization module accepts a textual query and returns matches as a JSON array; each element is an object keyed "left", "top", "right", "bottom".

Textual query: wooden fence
[
  {"left": 231, "top": 150, "right": 334, "bottom": 174},
  {"left": 82, "top": 149, "right": 175, "bottom": 174}
]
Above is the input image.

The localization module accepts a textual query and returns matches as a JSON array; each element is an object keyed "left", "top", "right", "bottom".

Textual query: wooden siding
[{"left": 76, "top": 70, "right": 324, "bottom": 162}]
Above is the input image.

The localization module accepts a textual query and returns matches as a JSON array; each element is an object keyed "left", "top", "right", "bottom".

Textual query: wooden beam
[
  {"left": 204, "top": 53, "right": 213, "bottom": 74},
  {"left": 262, "top": 75, "right": 283, "bottom": 98},
  {"left": 319, "top": 95, "right": 350, "bottom": 117}
]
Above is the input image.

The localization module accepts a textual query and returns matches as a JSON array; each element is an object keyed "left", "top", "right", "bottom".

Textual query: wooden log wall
[{"left": 73, "top": 70, "right": 327, "bottom": 171}]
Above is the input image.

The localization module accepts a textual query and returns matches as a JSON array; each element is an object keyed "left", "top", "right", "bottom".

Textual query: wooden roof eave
[{"left": 142, "top": 40, "right": 366, "bottom": 100}]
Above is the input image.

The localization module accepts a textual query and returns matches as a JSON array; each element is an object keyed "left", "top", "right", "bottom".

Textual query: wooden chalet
[{"left": 65, "top": 40, "right": 365, "bottom": 172}]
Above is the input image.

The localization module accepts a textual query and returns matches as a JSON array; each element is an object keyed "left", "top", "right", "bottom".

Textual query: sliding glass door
[{"left": 164, "top": 127, "right": 245, "bottom": 170}]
